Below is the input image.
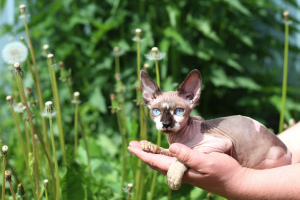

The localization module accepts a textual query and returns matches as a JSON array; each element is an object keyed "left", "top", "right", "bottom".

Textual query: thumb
[{"left": 169, "top": 143, "right": 206, "bottom": 169}]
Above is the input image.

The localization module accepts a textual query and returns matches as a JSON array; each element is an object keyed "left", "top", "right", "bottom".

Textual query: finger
[
  {"left": 129, "top": 140, "right": 141, "bottom": 147},
  {"left": 169, "top": 143, "right": 208, "bottom": 170},
  {"left": 129, "top": 143, "right": 174, "bottom": 171}
]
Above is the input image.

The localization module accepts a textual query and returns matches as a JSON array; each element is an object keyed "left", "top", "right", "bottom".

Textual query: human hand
[{"left": 129, "top": 141, "right": 246, "bottom": 198}]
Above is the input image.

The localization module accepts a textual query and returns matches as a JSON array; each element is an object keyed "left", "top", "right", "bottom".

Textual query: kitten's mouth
[{"left": 161, "top": 128, "right": 175, "bottom": 133}]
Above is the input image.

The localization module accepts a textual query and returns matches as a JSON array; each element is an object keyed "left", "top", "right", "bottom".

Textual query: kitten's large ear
[
  {"left": 177, "top": 69, "right": 202, "bottom": 108},
  {"left": 140, "top": 70, "right": 163, "bottom": 107}
]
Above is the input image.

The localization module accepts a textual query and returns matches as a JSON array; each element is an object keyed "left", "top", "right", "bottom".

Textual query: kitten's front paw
[
  {"left": 141, "top": 141, "right": 159, "bottom": 153},
  {"left": 167, "top": 160, "right": 188, "bottom": 190},
  {"left": 167, "top": 170, "right": 182, "bottom": 190}
]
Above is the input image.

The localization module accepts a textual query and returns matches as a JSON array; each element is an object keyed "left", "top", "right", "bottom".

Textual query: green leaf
[
  {"left": 89, "top": 88, "right": 107, "bottom": 114},
  {"left": 163, "top": 27, "right": 193, "bottom": 55},
  {"left": 98, "top": 134, "right": 118, "bottom": 157},
  {"left": 211, "top": 68, "right": 236, "bottom": 88},
  {"left": 61, "top": 165, "right": 86, "bottom": 200},
  {"left": 222, "top": 0, "right": 251, "bottom": 16},
  {"left": 187, "top": 15, "right": 223, "bottom": 44},
  {"left": 235, "top": 76, "right": 261, "bottom": 90}
]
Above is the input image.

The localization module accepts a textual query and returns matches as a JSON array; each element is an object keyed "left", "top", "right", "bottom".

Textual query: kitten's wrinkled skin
[{"left": 140, "top": 69, "right": 292, "bottom": 190}]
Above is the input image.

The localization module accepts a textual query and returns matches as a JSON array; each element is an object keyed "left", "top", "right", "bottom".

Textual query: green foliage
[{"left": 0, "top": 0, "right": 299, "bottom": 199}]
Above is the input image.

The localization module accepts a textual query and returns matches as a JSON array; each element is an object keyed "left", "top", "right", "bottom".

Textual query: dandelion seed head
[
  {"left": 19, "top": 4, "right": 26, "bottom": 15},
  {"left": 47, "top": 54, "right": 56, "bottom": 66},
  {"left": 58, "top": 61, "right": 65, "bottom": 69},
  {"left": 112, "top": 46, "right": 124, "bottom": 57},
  {"left": 5, "top": 170, "right": 11, "bottom": 182},
  {"left": 43, "top": 179, "right": 49, "bottom": 188},
  {"left": 135, "top": 28, "right": 141, "bottom": 34},
  {"left": 144, "top": 63, "right": 149, "bottom": 69},
  {"left": 145, "top": 47, "right": 165, "bottom": 61},
  {"left": 151, "top": 47, "right": 159, "bottom": 52},
  {"left": 43, "top": 44, "right": 49, "bottom": 50},
  {"left": 6, "top": 96, "right": 13, "bottom": 104},
  {"left": 14, "top": 102, "right": 26, "bottom": 113},
  {"left": 2, "top": 145, "right": 8, "bottom": 153},
  {"left": 42, "top": 101, "right": 57, "bottom": 118},
  {"left": 2, "top": 41, "right": 28, "bottom": 64},
  {"left": 72, "top": 91, "right": 81, "bottom": 104},
  {"left": 74, "top": 91, "right": 80, "bottom": 97},
  {"left": 13, "top": 62, "right": 23, "bottom": 75},
  {"left": 132, "top": 28, "right": 145, "bottom": 42}
]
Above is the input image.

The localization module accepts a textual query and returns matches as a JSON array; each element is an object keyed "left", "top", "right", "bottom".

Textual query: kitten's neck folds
[{"left": 166, "top": 117, "right": 204, "bottom": 147}]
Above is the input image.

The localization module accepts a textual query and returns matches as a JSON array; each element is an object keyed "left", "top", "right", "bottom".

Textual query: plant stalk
[
  {"left": 49, "top": 117, "right": 60, "bottom": 200},
  {"left": 74, "top": 103, "right": 79, "bottom": 155},
  {"left": 2, "top": 157, "right": 6, "bottom": 200},
  {"left": 17, "top": 73, "right": 40, "bottom": 197},
  {"left": 279, "top": 17, "right": 289, "bottom": 133},
  {"left": 48, "top": 60, "right": 67, "bottom": 164},
  {"left": 23, "top": 15, "right": 49, "bottom": 168},
  {"left": 8, "top": 181, "right": 16, "bottom": 200}
]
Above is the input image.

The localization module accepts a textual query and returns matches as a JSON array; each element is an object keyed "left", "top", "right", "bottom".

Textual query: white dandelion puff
[
  {"left": 112, "top": 46, "right": 124, "bottom": 57},
  {"left": 145, "top": 47, "right": 165, "bottom": 61},
  {"left": 13, "top": 102, "right": 26, "bottom": 114},
  {"left": 2, "top": 41, "right": 28, "bottom": 64},
  {"left": 41, "top": 101, "right": 57, "bottom": 118},
  {"left": 132, "top": 28, "right": 145, "bottom": 42},
  {"left": 71, "top": 91, "right": 81, "bottom": 104}
]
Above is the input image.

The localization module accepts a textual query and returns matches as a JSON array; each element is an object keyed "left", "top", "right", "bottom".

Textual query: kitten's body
[{"left": 140, "top": 70, "right": 292, "bottom": 190}]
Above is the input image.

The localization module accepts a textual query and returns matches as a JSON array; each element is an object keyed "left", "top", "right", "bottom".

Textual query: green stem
[
  {"left": 115, "top": 55, "right": 120, "bottom": 75},
  {"left": 23, "top": 119, "right": 31, "bottom": 156},
  {"left": 17, "top": 74, "right": 40, "bottom": 197},
  {"left": 149, "top": 59, "right": 162, "bottom": 200},
  {"left": 49, "top": 117, "right": 60, "bottom": 200},
  {"left": 74, "top": 103, "right": 79, "bottom": 155},
  {"left": 155, "top": 60, "right": 161, "bottom": 88},
  {"left": 10, "top": 108, "right": 28, "bottom": 166},
  {"left": 2, "top": 157, "right": 6, "bottom": 200},
  {"left": 48, "top": 61, "right": 67, "bottom": 164},
  {"left": 137, "top": 40, "right": 141, "bottom": 88},
  {"left": 23, "top": 14, "right": 49, "bottom": 171},
  {"left": 10, "top": 108, "right": 35, "bottom": 197},
  {"left": 279, "top": 20, "right": 289, "bottom": 133},
  {"left": 35, "top": 133, "right": 56, "bottom": 199},
  {"left": 8, "top": 182, "right": 16, "bottom": 200},
  {"left": 45, "top": 188, "right": 49, "bottom": 200},
  {"left": 14, "top": 74, "right": 24, "bottom": 102}
]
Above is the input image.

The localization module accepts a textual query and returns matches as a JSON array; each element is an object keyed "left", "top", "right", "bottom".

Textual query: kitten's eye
[
  {"left": 152, "top": 108, "right": 161, "bottom": 116},
  {"left": 174, "top": 108, "right": 184, "bottom": 116}
]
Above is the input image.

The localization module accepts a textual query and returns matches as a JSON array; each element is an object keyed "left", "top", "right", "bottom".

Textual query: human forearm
[{"left": 223, "top": 164, "right": 300, "bottom": 200}]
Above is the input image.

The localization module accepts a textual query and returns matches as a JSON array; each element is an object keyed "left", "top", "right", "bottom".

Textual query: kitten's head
[{"left": 140, "top": 69, "right": 202, "bottom": 133}]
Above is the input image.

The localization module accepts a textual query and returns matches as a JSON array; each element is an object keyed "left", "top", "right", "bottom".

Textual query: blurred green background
[{"left": 0, "top": 0, "right": 299, "bottom": 199}]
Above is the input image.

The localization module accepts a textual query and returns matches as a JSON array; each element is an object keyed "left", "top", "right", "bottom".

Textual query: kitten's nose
[{"left": 162, "top": 122, "right": 171, "bottom": 128}]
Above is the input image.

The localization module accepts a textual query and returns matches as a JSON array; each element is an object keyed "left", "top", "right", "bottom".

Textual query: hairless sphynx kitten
[{"left": 139, "top": 69, "right": 292, "bottom": 190}]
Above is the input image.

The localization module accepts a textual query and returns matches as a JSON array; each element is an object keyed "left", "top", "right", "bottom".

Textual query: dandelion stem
[
  {"left": 22, "top": 7, "right": 49, "bottom": 170},
  {"left": 149, "top": 59, "right": 162, "bottom": 200},
  {"left": 35, "top": 133, "right": 56, "bottom": 198},
  {"left": 23, "top": 119, "right": 31, "bottom": 155},
  {"left": 49, "top": 117, "right": 60, "bottom": 200},
  {"left": 16, "top": 68, "right": 40, "bottom": 197},
  {"left": 2, "top": 156, "right": 6, "bottom": 200},
  {"left": 47, "top": 56, "right": 67, "bottom": 164},
  {"left": 8, "top": 181, "right": 16, "bottom": 200},
  {"left": 9, "top": 107, "right": 35, "bottom": 197},
  {"left": 137, "top": 41, "right": 141, "bottom": 88},
  {"left": 74, "top": 103, "right": 79, "bottom": 155},
  {"left": 279, "top": 13, "right": 289, "bottom": 133},
  {"left": 9, "top": 107, "right": 29, "bottom": 168}
]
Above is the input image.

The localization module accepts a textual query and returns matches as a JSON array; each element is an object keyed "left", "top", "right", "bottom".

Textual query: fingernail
[{"left": 170, "top": 144, "right": 179, "bottom": 155}]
